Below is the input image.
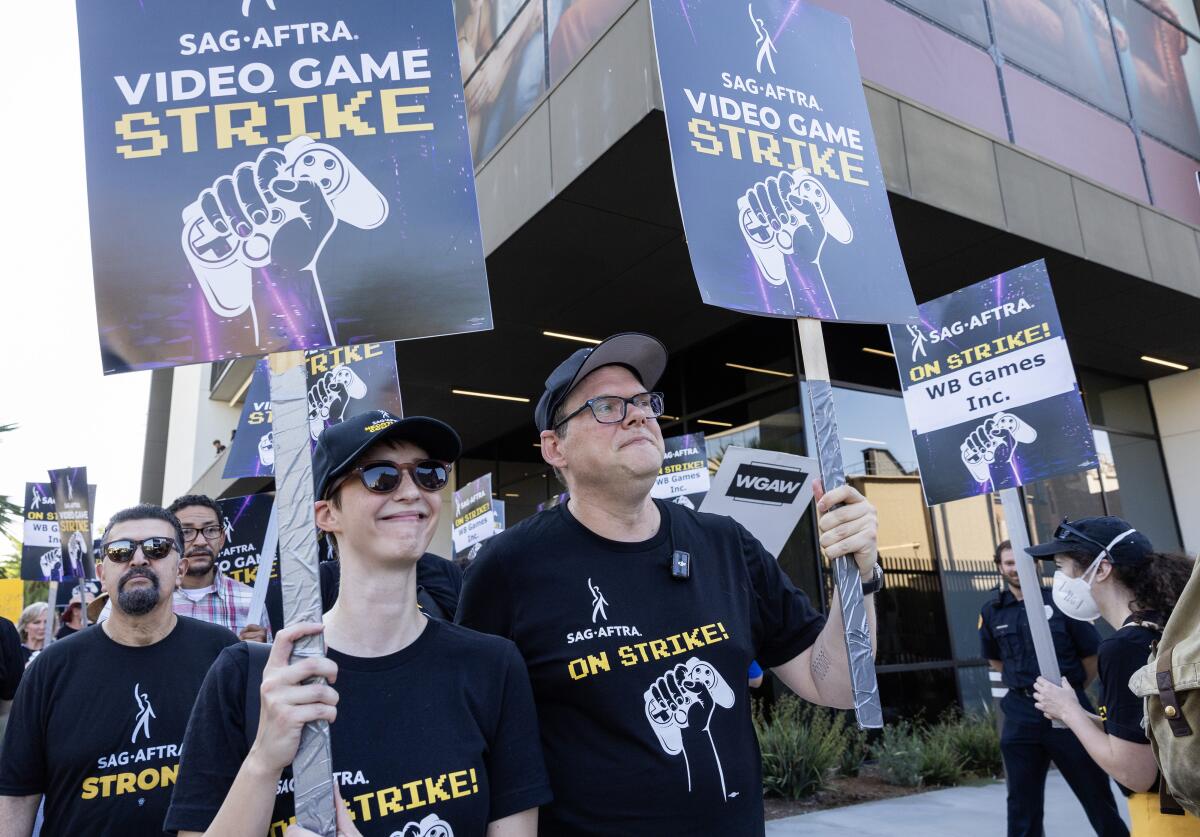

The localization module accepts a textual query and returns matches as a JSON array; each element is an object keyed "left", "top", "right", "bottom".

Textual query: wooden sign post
[
  {"left": 268, "top": 350, "right": 337, "bottom": 837},
  {"left": 796, "top": 319, "right": 883, "bottom": 729},
  {"left": 998, "top": 487, "right": 1065, "bottom": 728}
]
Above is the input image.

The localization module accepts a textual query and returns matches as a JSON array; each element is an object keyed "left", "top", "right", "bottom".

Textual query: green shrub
[
  {"left": 873, "top": 721, "right": 924, "bottom": 787},
  {"left": 839, "top": 722, "right": 869, "bottom": 777},
  {"left": 919, "top": 722, "right": 967, "bottom": 787},
  {"left": 944, "top": 712, "right": 1002, "bottom": 777},
  {"left": 754, "top": 696, "right": 846, "bottom": 799}
]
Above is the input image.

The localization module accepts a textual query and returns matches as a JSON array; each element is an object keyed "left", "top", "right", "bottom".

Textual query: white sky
[{"left": 0, "top": 4, "right": 152, "bottom": 547}]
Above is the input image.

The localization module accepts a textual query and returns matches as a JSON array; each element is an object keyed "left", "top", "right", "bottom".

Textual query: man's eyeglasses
[
  {"left": 554, "top": 392, "right": 665, "bottom": 429},
  {"left": 102, "top": 537, "right": 180, "bottom": 563},
  {"left": 331, "top": 460, "right": 452, "bottom": 497},
  {"left": 181, "top": 524, "right": 224, "bottom": 543}
]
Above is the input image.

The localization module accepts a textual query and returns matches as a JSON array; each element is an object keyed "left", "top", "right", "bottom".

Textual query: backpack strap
[
  {"left": 1156, "top": 645, "right": 1193, "bottom": 738},
  {"left": 244, "top": 640, "right": 272, "bottom": 750}
]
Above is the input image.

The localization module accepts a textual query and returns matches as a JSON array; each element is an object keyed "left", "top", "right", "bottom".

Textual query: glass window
[
  {"left": 992, "top": 0, "right": 1130, "bottom": 118},
  {"left": 893, "top": 0, "right": 991, "bottom": 44},
  {"left": 1025, "top": 468, "right": 1107, "bottom": 542},
  {"left": 549, "top": 0, "right": 632, "bottom": 83},
  {"left": 458, "top": 0, "right": 548, "bottom": 162},
  {"left": 680, "top": 319, "right": 797, "bottom": 417},
  {"left": 931, "top": 493, "right": 1009, "bottom": 661},
  {"left": 1079, "top": 369, "right": 1156, "bottom": 434},
  {"left": 803, "top": 385, "right": 952, "bottom": 666},
  {"left": 1132, "top": 0, "right": 1200, "bottom": 42},
  {"left": 1097, "top": 429, "right": 1183, "bottom": 550},
  {"left": 1121, "top": 0, "right": 1200, "bottom": 157}
]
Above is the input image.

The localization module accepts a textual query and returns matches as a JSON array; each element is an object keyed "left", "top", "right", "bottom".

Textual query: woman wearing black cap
[{"left": 1032, "top": 516, "right": 1198, "bottom": 836}]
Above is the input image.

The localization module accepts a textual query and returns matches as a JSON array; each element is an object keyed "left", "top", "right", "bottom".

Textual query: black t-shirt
[
  {"left": 1098, "top": 616, "right": 1161, "bottom": 797},
  {"left": 0, "top": 617, "right": 23, "bottom": 700},
  {"left": 264, "top": 553, "right": 462, "bottom": 631},
  {"left": 456, "top": 500, "right": 825, "bottom": 836},
  {"left": 0, "top": 617, "right": 237, "bottom": 836},
  {"left": 978, "top": 587, "right": 1100, "bottom": 723},
  {"left": 165, "top": 619, "right": 551, "bottom": 836}
]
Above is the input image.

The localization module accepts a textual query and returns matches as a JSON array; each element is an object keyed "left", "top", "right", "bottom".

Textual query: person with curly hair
[{"left": 1032, "top": 516, "right": 1200, "bottom": 835}]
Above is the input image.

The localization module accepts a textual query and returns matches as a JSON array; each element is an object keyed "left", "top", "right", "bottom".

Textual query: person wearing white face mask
[{"left": 1031, "top": 516, "right": 1198, "bottom": 836}]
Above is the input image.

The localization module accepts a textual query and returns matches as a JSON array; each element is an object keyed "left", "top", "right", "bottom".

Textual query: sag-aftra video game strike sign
[{"left": 77, "top": 0, "right": 491, "bottom": 373}]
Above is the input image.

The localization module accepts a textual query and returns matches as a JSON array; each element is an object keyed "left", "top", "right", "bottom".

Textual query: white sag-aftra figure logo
[
  {"left": 588, "top": 578, "right": 609, "bottom": 624},
  {"left": 907, "top": 324, "right": 928, "bottom": 361},
  {"left": 242, "top": 0, "right": 276, "bottom": 16},
  {"left": 748, "top": 4, "right": 777, "bottom": 75},
  {"left": 132, "top": 683, "right": 156, "bottom": 743}
]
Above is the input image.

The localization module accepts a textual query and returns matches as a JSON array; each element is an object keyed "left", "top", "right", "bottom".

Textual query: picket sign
[
  {"left": 796, "top": 319, "right": 883, "bottom": 729},
  {"left": 998, "top": 487, "right": 1065, "bottom": 728},
  {"left": 44, "top": 582, "right": 59, "bottom": 649},
  {"left": 267, "top": 350, "right": 336, "bottom": 837},
  {"left": 245, "top": 504, "right": 279, "bottom": 629}
]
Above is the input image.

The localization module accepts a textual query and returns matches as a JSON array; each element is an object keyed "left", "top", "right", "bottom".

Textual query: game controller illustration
[
  {"left": 644, "top": 658, "right": 735, "bottom": 753},
  {"left": 181, "top": 137, "right": 389, "bottom": 346},
  {"left": 738, "top": 171, "right": 852, "bottom": 315},
  {"left": 961, "top": 412, "right": 1037, "bottom": 484},
  {"left": 257, "top": 431, "right": 275, "bottom": 469},
  {"left": 307, "top": 364, "right": 368, "bottom": 440},
  {"left": 644, "top": 657, "right": 736, "bottom": 797},
  {"left": 40, "top": 547, "right": 63, "bottom": 581}
]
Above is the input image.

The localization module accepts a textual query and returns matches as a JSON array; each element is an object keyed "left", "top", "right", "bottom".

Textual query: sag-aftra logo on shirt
[{"left": 84, "top": 684, "right": 181, "bottom": 799}]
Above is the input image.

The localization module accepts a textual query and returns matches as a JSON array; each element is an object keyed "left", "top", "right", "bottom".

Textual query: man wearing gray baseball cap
[{"left": 458, "top": 332, "right": 883, "bottom": 835}]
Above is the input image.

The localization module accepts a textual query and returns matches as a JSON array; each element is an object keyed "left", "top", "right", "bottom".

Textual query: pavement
[{"left": 767, "top": 770, "right": 1132, "bottom": 835}]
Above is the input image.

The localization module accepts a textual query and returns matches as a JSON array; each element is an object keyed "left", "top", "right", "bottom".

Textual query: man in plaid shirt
[{"left": 167, "top": 495, "right": 269, "bottom": 642}]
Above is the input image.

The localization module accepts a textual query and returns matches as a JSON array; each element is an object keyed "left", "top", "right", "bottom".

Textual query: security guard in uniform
[{"left": 980, "top": 540, "right": 1128, "bottom": 837}]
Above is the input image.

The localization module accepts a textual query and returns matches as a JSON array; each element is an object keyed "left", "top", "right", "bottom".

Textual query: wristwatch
[{"left": 860, "top": 563, "right": 884, "bottom": 596}]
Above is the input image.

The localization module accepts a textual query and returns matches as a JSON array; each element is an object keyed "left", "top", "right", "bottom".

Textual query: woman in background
[
  {"left": 16, "top": 603, "right": 48, "bottom": 665},
  {"left": 1032, "top": 516, "right": 1199, "bottom": 836}
]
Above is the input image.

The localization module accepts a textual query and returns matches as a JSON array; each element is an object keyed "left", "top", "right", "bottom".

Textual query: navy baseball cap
[
  {"left": 1025, "top": 516, "right": 1153, "bottom": 565},
  {"left": 312, "top": 411, "right": 462, "bottom": 500},
  {"left": 534, "top": 333, "right": 668, "bottom": 432}
]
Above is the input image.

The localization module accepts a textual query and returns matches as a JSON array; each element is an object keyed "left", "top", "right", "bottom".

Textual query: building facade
[{"left": 144, "top": 0, "right": 1200, "bottom": 721}]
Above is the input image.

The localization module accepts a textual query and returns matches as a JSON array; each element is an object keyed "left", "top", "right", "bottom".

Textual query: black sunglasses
[
  {"left": 102, "top": 537, "right": 180, "bottom": 563},
  {"left": 332, "top": 460, "right": 452, "bottom": 497},
  {"left": 1053, "top": 518, "right": 1136, "bottom": 558}
]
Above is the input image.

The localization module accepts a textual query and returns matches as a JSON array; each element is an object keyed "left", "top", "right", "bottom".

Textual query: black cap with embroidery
[
  {"left": 534, "top": 333, "right": 668, "bottom": 432},
  {"left": 312, "top": 411, "right": 461, "bottom": 500}
]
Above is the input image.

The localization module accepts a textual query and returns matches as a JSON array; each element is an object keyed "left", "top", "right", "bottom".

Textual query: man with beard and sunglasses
[
  {"left": 166, "top": 412, "right": 550, "bottom": 837},
  {"left": 167, "top": 494, "right": 269, "bottom": 642},
  {"left": 0, "top": 504, "right": 237, "bottom": 836}
]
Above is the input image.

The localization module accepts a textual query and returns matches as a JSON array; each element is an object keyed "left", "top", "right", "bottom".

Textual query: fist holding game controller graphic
[
  {"left": 644, "top": 657, "right": 735, "bottom": 796},
  {"left": 307, "top": 364, "right": 368, "bottom": 440},
  {"left": 738, "top": 171, "right": 853, "bottom": 316},
  {"left": 960, "top": 411, "right": 1037, "bottom": 484},
  {"left": 181, "top": 137, "right": 389, "bottom": 347},
  {"left": 40, "top": 547, "right": 63, "bottom": 581}
]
